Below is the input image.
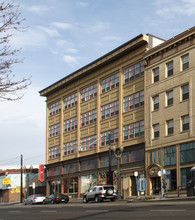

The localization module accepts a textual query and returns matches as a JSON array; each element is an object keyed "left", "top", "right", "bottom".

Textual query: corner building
[
  {"left": 144, "top": 27, "right": 195, "bottom": 196},
  {"left": 40, "top": 34, "right": 163, "bottom": 198}
]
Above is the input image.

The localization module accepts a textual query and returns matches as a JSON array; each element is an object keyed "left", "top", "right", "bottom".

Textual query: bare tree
[{"left": 0, "top": 1, "right": 31, "bottom": 101}]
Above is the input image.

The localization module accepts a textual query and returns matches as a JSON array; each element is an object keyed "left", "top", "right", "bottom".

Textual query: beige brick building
[
  {"left": 144, "top": 27, "right": 195, "bottom": 196},
  {"left": 40, "top": 34, "right": 163, "bottom": 198}
]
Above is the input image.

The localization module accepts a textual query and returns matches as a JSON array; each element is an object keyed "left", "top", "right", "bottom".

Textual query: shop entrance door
[
  {"left": 130, "top": 176, "right": 136, "bottom": 196},
  {"left": 151, "top": 177, "right": 161, "bottom": 195}
]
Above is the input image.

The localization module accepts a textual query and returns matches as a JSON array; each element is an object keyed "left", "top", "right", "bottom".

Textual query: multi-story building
[
  {"left": 144, "top": 27, "right": 195, "bottom": 196},
  {"left": 40, "top": 34, "right": 163, "bottom": 198}
]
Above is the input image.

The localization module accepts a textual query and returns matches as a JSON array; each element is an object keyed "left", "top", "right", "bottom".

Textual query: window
[
  {"left": 167, "top": 61, "right": 173, "bottom": 77},
  {"left": 131, "top": 149, "right": 145, "bottom": 162},
  {"left": 124, "top": 61, "right": 144, "bottom": 83},
  {"left": 153, "top": 124, "right": 159, "bottom": 139},
  {"left": 64, "top": 93, "right": 77, "bottom": 109},
  {"left": 124, "top": 90, "right": 144, "bottom": 112},
  {"left": 64, "top": 117, "right": 77, "bottom": 132},
  {"left": 182, "top": 84, "right": 189, "bottom": 101},
  {"left": 181, "top": 115, "right": 189, "bottom": 132},
  {"left": 64, "top": 163, "right": 78, "bottom": 174},
  {"left": 81, "top": 159, "right": 98, "bottom": 171},
  {"left": 180, "top": 141, "right": 195, "bottom": 164},
  {"left": 81, "top": 109, "right": 97, "bottom": 127},
  {"left": 182, "top": 54, "right": 189, "bottom": 71},
  {"left": 167, "top": 119, "right": 174, "bottom": 135},
  {"left": 81, "top": 84, "right": 97, "bottom": 102},
  {"left": 166, "top": 90, "right": 173, "bottom": 106},
  {"left": 80, "top": 135, "right": 97, "bottom": 151},
  {"left": 64, "top": 141, "right": 77, "bottom": 156},
  {"left": 153, "top": 95, "right": 159, "bottom": 111},
  {"left": 49, "top": 145, "right": 61, "bottom": 159},
  {"left": 49, "top": 101, "right": 61, "bottom": 116},
  {"left": 148, "top": 149, "right": 161, "bottom": 165},
  {"left": 101, "top": 101, "right": 119, "bottom": 120},
  {"left": 153, "top": 67, "right": 159, "bottom": 83},
  {"left": 123, "top": 120, "right": 144, "bottom": 140},
  {"left": 101, "top": 128, "right": 118, "bottom": 146},
  {"left": 164, "top": 146, "right": 176, "bottom": 166},
  {"left": 49, "top": 123, "right": 61, "bottom": 137},
  {"left": 101, "top": 72, "right": 119, "bottom": 93}
]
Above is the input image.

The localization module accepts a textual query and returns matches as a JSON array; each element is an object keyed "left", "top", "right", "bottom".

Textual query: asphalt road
[{"left": 1, "top": 200, "right": 195, "bottom": 220}]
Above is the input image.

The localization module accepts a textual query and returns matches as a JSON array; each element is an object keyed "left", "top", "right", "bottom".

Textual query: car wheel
[
  {"left": 95, "top": 196, "right": 99, "bottom": 203},
  {"left": 83, "top": 197, "right": 88, "bottom": 203},
  {"left": 43, "top": 201, "right": 46, "bottom": 205},
  {"left": 111, "top": 198, "right": 115, "bottom": 202},
  {"left": 24, "top": 202, "right": 27, "bottom": 205},
  {"left": 30, "top": 201, "right": 33, "bottom": 205}
]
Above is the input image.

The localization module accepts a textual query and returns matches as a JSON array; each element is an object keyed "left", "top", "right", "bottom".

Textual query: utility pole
[{"left": 20, "top": 154, "right": 23, "bottom": 203}]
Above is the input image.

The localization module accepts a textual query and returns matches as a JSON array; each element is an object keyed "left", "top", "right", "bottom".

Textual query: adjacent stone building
[{"left": 144, "top": 26, "right": 195, "bottom": 195}]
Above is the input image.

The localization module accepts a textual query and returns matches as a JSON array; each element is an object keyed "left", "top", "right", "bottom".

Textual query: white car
[{"left": 24, "top": 194, "right": 46, "bottom": 205}]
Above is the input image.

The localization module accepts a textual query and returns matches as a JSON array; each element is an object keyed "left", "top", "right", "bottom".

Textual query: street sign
[{"left": 3, "top": 178, "right": 10, "bottom": 185}]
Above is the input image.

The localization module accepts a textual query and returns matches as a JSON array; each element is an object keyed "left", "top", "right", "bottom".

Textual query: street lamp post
[
  {"left": 113, "top": 146, "right": 124, "bottom": 199},
  {"left": 107, "top": 132, "right": 113, "bottom": 185}
]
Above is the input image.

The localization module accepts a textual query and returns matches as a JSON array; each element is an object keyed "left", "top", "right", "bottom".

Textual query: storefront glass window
[
  {"left": 181, "top": 167, "right": 191, "bottom": 188},
  {"left": 164, "top": 146, "right": 176, "bottom": 166},
  {"left": 166, "top": 169, "right": 176, "bottom": 190},
  {"left": 81, "top": 174, "right": 98, "bottom": 193},
  {"left": 122, "top": 152, "right": 129, "bottom": 164},
  {"left": 180, "top": 142, "right": 195, "bottom": 164}
]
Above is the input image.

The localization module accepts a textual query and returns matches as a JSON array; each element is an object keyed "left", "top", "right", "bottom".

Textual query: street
[{"left": 1, "top": 200, "right": 195, "bottom": 220}]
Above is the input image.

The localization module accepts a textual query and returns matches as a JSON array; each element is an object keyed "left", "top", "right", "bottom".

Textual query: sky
[{"left": 0, "top": 0, "right": 194, "bottom": 167}]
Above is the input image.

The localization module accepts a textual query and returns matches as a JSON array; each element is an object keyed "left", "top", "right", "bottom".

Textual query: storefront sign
[
  {"left": 11, "top": 188, "right": 20, "bottom": 194},
  {"left": 39, "top": 164, "right": 44, "bottom": 182},
  {"left": 2, "top": 178, "right": 10, "bottom": 185}
]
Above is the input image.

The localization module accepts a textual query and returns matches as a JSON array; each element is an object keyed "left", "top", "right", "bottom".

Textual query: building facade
[
  {"left": 144, "top": 27, "right": 195, "bottom": 196},
  {"left": 40, "top": 34, "right": 163, "bottom": 198}
]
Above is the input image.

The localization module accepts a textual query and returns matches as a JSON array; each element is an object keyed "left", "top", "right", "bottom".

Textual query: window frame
[
  {"left": 166, "top": 90, "right": 173, "bottom": 106},
  {"left": 81, "top": 84, "right": 97, "bottom": 102},
  {"left": 64, "top": 93, "right": 78, "bottom": 110},
  {"left": 166, "top": 61, "right": 173, "bottom": 77},
  {"left": 166, "top": 119, "right": 174, "bottom": 136},
  {"left": 182, "top": 54, "right": 189, "bottom": 71},
  {"left": 153, "top": 67, "right": 159, "bottom": 83},
  {"left": 64, "top": 117, "right": 77, "bottom": 132},
  {"left": 181, "top": 84, "right": 189, "bottom": 101},
  {"left": 81, "top": 109, "right": 97, "bottom": 127},
  {"left": 124, "top": 61, "right": 144, "bottom": 83},
  {"left": 101, "top": 101, "right": 119, "bottom": 120},
  {"left": 153, "top": 123, "right": 159, "bottom": 139},
  {"left": 181, "top": 115, "right": 189, "bottom": 132},
  {"left": 101, "top": 72, "right": 119, "bottom": 94},
  {"left": 123, "top": 120, "right": 144, "bottom": 141},
  {"left": 153, "top": 95, "right": 159, "bottom": 111},
  {"left": 124, "top": 90, "right": 144, "bottom": 112}
]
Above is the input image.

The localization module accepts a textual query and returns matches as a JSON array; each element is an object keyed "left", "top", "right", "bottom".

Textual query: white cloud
[
  {"left": 51, "top": 22, "right": 73, "bottom": 30},
  {"left": 63, "top": 55, "right": 79, "bottom": 66},
  {"left": 76, "top": 1, "right": 89, "bottom": 7},
  {"left": 21, "top": 4, "right": 52, "bottom": 15},
  {"left": 154, "top": 0, "right": 195, "bottom": 18},
  {"left": 84, "top": 22, "right": 110, "bottom": 33},
  {"left": 102, "top": 36, "right": 120, "bottom": 41},
  {"left": 11, "top": 28, "right": 48, "bottom": 48},
  {"left": 36, "top": 26, "right": 60, "bottom": 37},
  {"left": 66, "top": 48, "right": 78, "bottom": 53}
]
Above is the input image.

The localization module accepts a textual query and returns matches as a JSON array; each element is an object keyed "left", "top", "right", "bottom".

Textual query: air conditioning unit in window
[{"left": 80, "top": 148, "right": 84, "bottom": 152}]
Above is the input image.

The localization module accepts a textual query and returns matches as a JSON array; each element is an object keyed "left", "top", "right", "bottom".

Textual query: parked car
[
  {"left": 43, "top": 194, "right": 69, "bottom": 204},
  {"left": 83, "top": 185, "right": 117, "bottom": 203},
  {"left": 24, "top": 194, "right": 46, "bottom": 205}
]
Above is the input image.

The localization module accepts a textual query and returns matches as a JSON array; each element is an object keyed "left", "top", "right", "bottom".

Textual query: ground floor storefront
[
  {"left": 46, "top": 145, "right": 145, "bottom": 198},
  {"left": 145, "top": 141, "right": 195, "bottom": 196}
]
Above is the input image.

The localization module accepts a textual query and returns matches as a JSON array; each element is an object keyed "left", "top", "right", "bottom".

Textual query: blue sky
[{"left": 0, "top": 0, "right": 194, "bottom": 167}]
